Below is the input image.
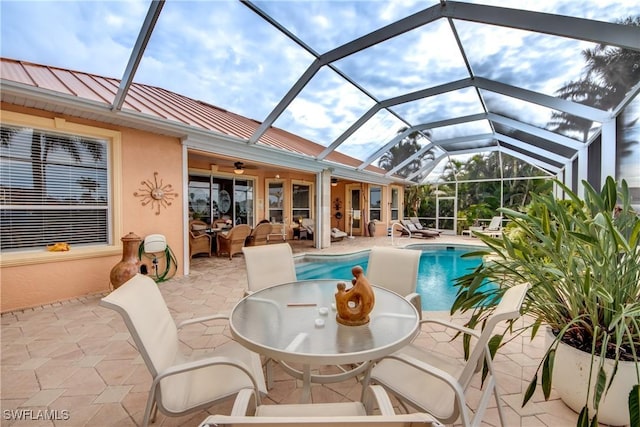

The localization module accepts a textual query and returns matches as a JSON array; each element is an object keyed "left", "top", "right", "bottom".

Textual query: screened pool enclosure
[{"left": 2, "top": 0, "right": 639, "bottom": 222}]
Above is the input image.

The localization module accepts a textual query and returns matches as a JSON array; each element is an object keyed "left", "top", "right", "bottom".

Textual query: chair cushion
[
  {"left": 331, "top": 228, "right": 348, "bottom": 238},
  {"left": 370, "top": 344, "right": 464, "bottom": 422},
  {"left": 191, "top": 224, "right": 207, "bottom": 235},
  {"left": 160, "top": 340, "right": 267, "bottom": 414}
]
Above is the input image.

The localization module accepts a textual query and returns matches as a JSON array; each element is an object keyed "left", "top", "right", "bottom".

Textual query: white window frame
[
  {"left": 291, "top": 180, "right": 313, "bottom": 223},
  {"left": 390, "top": 186, "right": 400, "bottom": 221},
  {"left": 369, "top": 185, "right": 382, "bottom": 222},
  {"left": 266, "top": 178, "right": 286, "bottom": 223},
  {"left": 0, "top": 110, "right": 122, "bottom": 267}
]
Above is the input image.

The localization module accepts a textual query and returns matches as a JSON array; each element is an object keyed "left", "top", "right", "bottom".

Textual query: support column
[
  {"left": 561, "top": 162, "right": 573, "bottom": 199},
  {"left": 601, "top": 119, "right": 616, "bottom": 187},
  {"left": 577, "top": 148, "right": 588, "bottom": 198},
  {"left": 317, "top": 170, "right": 332, "bottom": 249}
]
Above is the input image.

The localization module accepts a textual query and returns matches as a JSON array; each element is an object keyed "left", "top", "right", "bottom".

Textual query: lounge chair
[
  {"left": 477, "top": 216, "right": 503, "bottom": 238},
  {"left": 409, "top": 217, "right": 441, "bottom": 237},
  {"left": 400, "top": 220, "right": 439, "bottom": 238},
  {"left": 461, "top": 225, "right": 484, "bottom": 237},
  {"left": 301, "top": 218, "right": 315, "bottom": 238},
  {"left": 331, "top": 227, "right": 348, "bottom": 241}
]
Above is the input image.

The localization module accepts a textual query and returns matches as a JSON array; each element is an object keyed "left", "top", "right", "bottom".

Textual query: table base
[{"left": 278, "top": 360, "right": 371, "bottom": 403}]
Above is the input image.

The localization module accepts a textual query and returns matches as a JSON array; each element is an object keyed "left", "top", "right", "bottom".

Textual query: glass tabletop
[{"left": 230, "top": 279, "right": 419, "bottom": 365}]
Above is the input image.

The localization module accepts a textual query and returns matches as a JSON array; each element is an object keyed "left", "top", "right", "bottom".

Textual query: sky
[{"left": 1, "top": 0, "right": 638, "bottom": 183}]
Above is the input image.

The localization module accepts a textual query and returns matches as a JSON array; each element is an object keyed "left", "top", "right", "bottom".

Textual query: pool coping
[{"left": 294, "top": 242, "right": 487, "bottom": 263}]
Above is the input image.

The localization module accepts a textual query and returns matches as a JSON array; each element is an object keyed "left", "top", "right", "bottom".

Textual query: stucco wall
[{"left": 0, "top": 105, "right": 184, "bottom": 313}]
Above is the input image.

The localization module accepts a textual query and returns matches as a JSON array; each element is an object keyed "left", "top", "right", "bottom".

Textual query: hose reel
[{"left": 138, "top": 234, "right": 178, "bottom": 283}]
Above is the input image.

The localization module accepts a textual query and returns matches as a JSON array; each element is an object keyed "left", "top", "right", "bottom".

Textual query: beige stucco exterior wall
[
  {"left": 1, "top": 106, "right": 404, "bottom": 312},
  {"left": 0, "top": 105, "right": 184, "bottom": 313}
]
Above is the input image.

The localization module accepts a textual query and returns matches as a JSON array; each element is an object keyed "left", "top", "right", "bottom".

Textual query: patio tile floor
[{"left": 1, "top": 235, "right": 608, "bottom": 426}]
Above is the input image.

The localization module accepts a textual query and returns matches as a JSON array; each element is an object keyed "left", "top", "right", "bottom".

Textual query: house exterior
[{"left": 0, "top": 58, "right": 406, "bottom": 313}]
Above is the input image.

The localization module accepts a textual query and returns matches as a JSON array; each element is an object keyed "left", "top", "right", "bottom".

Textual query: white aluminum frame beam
[{"left": 112, "top": 0, "right": 164, "bottom": 111}]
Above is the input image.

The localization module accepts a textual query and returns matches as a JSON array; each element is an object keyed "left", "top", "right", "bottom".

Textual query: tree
[
  {"left": 404, "top": 184, "right": 433, "bottom": 217},
  {"left": 1, "top": 125, "right": 105, "bottom": 201},
  {"left": 548, "top": 16, "right": 640, "bottom": 154},
  {"left": 379, "top": 127, "right": 432, "bottom": 179}
]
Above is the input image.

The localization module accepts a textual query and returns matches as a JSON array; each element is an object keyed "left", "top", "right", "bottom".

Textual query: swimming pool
[{"left": 295, "top": 244, "right": 486, "bottom": 311}]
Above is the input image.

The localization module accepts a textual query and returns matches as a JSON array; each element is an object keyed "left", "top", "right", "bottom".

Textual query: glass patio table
[{"left": 229, "top": 279, "right": 420, "bottom": 402}]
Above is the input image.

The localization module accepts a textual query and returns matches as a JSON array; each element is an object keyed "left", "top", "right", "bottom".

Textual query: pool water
[{"left": 295, "top": 245, "right": 485, "bottom": 311}]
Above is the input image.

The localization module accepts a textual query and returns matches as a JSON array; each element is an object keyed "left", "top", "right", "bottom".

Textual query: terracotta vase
[{"left": 110, "top": 232, "right": 142, "bottom": 289}]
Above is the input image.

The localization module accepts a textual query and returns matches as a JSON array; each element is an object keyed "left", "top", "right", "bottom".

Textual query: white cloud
[{"left": 2, "top": 0, "right": 635, "bottom": 165}]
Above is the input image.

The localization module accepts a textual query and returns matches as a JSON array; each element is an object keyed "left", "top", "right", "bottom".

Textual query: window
[
  {"left": 234, "top": 179, "right": 253, "bottom": 225},
  {"left": 188, "top": 175, "right": 255, "bottom": 225},
  {"left": 390, "top": 187, "right": 399, "bottom": 220},
  {"left": 188, "top": 176, "right": 211, "bottom": 224},
  {"left": 369, "top": 186, "right": 382, "bottom": 221},
  {"left": 268, "top": 181, "right": 284, "bottom": 222},
  {"left": 1, "top": 123, "right": 109, "bottom": 252},
  {"left": 292, "top": 182, "right": 311, "bottom": 221}
]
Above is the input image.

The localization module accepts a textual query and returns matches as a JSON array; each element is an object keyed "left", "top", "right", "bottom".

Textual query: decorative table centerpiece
[{"left": 335, "top": 266, "right": 375, "bottom": 326}]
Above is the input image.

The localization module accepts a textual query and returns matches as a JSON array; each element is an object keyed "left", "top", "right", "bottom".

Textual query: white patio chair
[
  {"left": 100, "top": 274, "right": 267, "bottom": 427},
  {"left": 197, "top": 385, "right": 444, "bottom": 427},
  {"left": 242, "top": 242, "right": 296, "bottom": 296},
  {"left": 366, "top": 246, "right": 422, "bottom": 317},
  {"left": 241, "top": 242, "right": 297, "bottom": 388},
  {"left": 362, "top": 282, "right": 530, "bottom": 427}
]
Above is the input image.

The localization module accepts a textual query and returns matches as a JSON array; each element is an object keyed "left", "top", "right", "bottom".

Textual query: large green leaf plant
[{"left": 452, "top": 177, "right": 639, "bottom": 427}]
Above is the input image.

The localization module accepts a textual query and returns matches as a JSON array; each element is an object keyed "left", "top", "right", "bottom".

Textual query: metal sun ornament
[{"left": 134, "top": 172, "right": 178, "bottom": 215}]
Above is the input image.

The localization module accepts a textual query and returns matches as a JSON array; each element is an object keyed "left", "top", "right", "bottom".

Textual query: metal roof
[{"left": 1, "top": 0, "right": 639, "bottom": 186}]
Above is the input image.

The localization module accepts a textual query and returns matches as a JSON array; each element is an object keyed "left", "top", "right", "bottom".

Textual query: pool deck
[{"left": 1, "top": 234, "right": 603, "bottom": 426}]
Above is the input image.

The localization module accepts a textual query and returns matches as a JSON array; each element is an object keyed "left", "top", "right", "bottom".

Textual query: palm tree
[
  {"left": 404, "top": 183, "right": 433, "bottom": 217},
  {"left": 379, "top": 127, "right": 432, "bottom": 178},
  {"left": 2, "top": 125, "right": 105, "bottom": 201},
  {"left": 548, "top": 16, "right": 640, "bottom": 153},
  {"left": 30, "top": 132, "right": 104, "bottom": 200}
]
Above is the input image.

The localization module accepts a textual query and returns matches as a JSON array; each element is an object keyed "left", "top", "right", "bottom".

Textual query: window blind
[{"left": 0, "top": 125, "right": 109, "bottom": 251}]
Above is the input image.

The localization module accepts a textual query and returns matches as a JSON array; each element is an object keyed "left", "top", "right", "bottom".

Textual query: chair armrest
[
  {"left": 230, "top": 388, "right": 256, "bottom": 416},
  {"left": 190, "top": 232, "right": 210, "bottom": 240},
  {"left": 176, "top": 313, "right": 230, "bottom": 329},
  {"left": 362, "top": 384, "right": 395, "bottom": 415},
  {"left": 418, "top": 318, "right": 480, "bottom": 339},
  {"left": 153, "top": 356, "right": 262, "bottom": 405},
  {"left": 405, "top": 293, "right": 422, "bottom": 320}
]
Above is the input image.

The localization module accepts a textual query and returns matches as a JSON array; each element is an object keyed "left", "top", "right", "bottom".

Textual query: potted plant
[{"left": 452, "top": 177, "right": 639, "bottom": 427}]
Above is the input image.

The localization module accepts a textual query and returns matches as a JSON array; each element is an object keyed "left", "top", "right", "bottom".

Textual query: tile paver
[{"left": 0, "top": 235, "right": 606, "bottom": 426}]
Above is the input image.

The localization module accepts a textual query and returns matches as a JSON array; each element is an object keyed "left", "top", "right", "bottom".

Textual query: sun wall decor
[{"left": 134, "top": 172, "right": 178, "bottom": 215}]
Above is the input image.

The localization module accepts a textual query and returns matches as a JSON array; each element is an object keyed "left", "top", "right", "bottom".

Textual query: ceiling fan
[{"left": 233, "top": 161, "right": 247, "bottom": 175}]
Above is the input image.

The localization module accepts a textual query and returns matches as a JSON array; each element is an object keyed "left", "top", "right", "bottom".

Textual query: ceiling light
[
  {"left": 331, "top": 178, "right": 338, "bottom": 187},
  {"left": 234, "top": 161, "right": 244, "bottom": 175}
]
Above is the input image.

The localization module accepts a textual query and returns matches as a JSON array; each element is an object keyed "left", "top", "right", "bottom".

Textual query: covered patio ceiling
[{"left": 2, "top": 0, "right": 639, "bottom": 186}]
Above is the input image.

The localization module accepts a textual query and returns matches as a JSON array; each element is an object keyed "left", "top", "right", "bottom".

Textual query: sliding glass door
[{"left": 188, "top": 174, "right": 254, "bottom": 225}]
